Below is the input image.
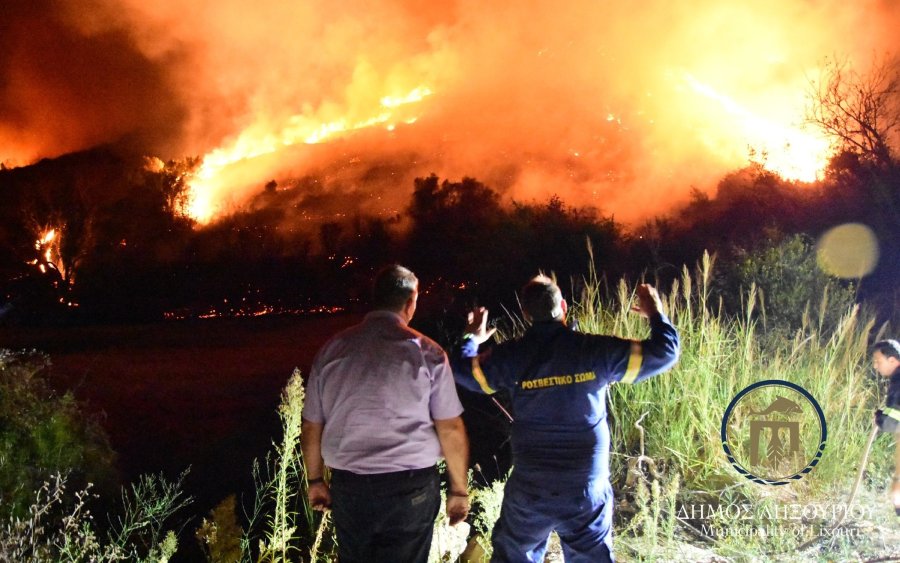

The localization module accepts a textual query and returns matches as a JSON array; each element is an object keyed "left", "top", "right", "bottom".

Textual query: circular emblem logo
[{"left": 721, "top": 380, "right": 827, "bottom": 485}]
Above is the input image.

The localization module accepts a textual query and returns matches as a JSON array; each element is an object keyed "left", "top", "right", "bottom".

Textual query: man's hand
[
  {"left": 632, "top": 284, "right": 662, "bottom": 318},
  {"left": 300, "top": 420, "right": 330, "bottom": 510},
  {"left": 434, "top": 416, "right": 470, "bottom": 526},
  {"left": 446, "top": 494, "right": 470, "bottom": 526},
  {"left": 307, "top": 482, "right": 331, "bottom": 511},
  {"left": 465, "top": 307, "right": 497, "bottom": 345}
]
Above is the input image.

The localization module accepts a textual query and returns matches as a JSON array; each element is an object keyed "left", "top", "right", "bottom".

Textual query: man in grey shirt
[{"left": 301, "top": 265, "right": 470, "bottom": 563}]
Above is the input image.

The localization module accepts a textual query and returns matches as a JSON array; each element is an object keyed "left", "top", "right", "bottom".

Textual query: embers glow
[{"left": 164, "top": 304, "right": 346, "bottom": 321}]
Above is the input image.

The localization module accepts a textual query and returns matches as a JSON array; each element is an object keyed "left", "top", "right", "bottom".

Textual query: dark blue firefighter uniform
[
  {"left": 453, "top": 312, "right": 680, "bottom": 562},
  {"left": 874, "top": 365, "right": 900, "bottom": 524},
  {"left": 875, "top": 366, "right": 900, "bottom": 433}
]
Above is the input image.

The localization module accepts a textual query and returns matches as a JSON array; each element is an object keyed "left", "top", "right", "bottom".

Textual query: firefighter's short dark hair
[
  {"left": 873, "top": 339, "right": 900, "bottom": 360},
  {"left": 521, "top": 275, "right": 564, "bottom": 322},
  {"left": 372, "top": 265, "right": 418, "bottom": 311}
]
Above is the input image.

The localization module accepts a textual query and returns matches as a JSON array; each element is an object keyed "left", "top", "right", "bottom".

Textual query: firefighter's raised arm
[
  {"left": 465, "top": 306, "right": 496, "bottom": 345},
  {"left": 453, "top": 306, "right": 518, "bottom": 395},
  {"left": 632, "top": 283, "right": 662, "bottom": 318},
  {"left": 608, "top": 283, "right": 679, "bottom": 386}
]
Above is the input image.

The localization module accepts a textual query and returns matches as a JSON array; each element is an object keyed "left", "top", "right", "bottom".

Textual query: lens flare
[{"left": 816, "top": 223, "right": 880, "bottom": 278}]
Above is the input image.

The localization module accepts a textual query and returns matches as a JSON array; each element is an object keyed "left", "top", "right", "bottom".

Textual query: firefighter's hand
[
  {"left": 632, "top": 284, "right": 662, "bottom": 318},
  {"left": 875, "top": 409, "right": 884, "bottom": 429},
  {"left": 446, "top": 494, "right": 470, "bottom": 526},
  {"left": 307, "top": 482, "right": 331, "bottom": 511},
  {"left": 465, "top": 307, "right": 496, "bottom": 345}
]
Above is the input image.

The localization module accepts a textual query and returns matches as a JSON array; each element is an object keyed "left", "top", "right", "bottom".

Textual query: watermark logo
[
  {"left": 679, "top": 502, "right": 873, "bottom": 541},
  {"left": 721, "top": 380, "right": 827, "bottom": 485}
]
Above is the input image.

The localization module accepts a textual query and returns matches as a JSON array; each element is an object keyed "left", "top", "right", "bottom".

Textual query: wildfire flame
[
  {"left": 30, "top": 227, "right": 68, "bottom": 281},
  {"left": 27, "top": 226, "right": 79, "bottom": 307},
  {"left": 5, "top": 1, "right": 894, "bottom": 225},
  {"left": 37, "top": 229, "right": 56, "bottom": 260},
  {"left": 186, "top": 86, "right": 433, "bottom": 223},
  {"left": 681, "top": 73, "right": 832, "bottom": 182}
]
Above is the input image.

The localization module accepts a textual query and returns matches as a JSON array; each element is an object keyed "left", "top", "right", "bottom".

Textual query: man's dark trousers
[
  {"left": 330, "top": 466, "right": 440, "bottom": 563},
  {"left": 490, "top": 470, "right": 615, "bottom": 563}
]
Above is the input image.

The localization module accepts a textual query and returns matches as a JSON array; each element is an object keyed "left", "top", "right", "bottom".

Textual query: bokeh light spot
[{"left": 816, "top": 223, "right": 879, "bottom": 278}]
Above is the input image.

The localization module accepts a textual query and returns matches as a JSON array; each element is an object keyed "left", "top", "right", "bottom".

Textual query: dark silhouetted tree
[
  {"left": 407, "top": 175, "right": 503, "bottom": 279},
  {"left": 807, "top": 55, "right": 900, "bottom": 170}
]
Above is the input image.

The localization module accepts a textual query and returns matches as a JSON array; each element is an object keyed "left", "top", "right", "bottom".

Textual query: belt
[{"left": 330, "top": 465, "right": 437, "bottom": 484}]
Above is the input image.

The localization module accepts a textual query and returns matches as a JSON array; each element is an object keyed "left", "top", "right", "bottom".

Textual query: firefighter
[
  {"left": 872, "top": 339, "right": 900, "bottom": 523},
  {"left": 452, "top": 275, "right": 680, "bottom": 562}
]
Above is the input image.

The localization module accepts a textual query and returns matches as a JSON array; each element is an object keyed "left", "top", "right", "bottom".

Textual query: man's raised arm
[{"left": 614, "top": 284, "right": 680, "bottom": 385}]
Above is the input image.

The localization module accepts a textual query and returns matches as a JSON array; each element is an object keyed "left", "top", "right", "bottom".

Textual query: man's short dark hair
[
  {"left": 372, "top": 265, "right": 418, "bottom": 311},
  {"left": 521, "top": 275, "right": 564, "bottom": 322},
  {"left": 873, "top": 339, "right": 900, "bottom": 360}
]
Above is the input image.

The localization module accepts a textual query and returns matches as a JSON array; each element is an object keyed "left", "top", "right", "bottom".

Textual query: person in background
[
  {"left": 300, "top": 265, "right": 470, "bottom": 563},
  {"left": 453, "top": 275, "right": 680, "bottom": 562},
  {"left": 872, "top": 339, "right": 900, "bottom": 524}
]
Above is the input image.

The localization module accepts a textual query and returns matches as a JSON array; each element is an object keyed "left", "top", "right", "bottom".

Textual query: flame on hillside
[
  {"left": 28, "top": 227, "right": 78, "bottom": 307},
  {"left": 4, "top": 1, "right": 899, "bottom": 224},
  {"left": 186, "top": 86, "right": 432, "bottom": 222},
  {"left": 30, "top": 228, "right": 66, "bottom": 278},
  {"left": 682, "top": 74, "right": 832, "bottom": 182}
]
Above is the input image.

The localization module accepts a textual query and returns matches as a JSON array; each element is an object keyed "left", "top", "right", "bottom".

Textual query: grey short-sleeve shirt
[{"left": 303, "top": 311, "right": 464, "bottom": 473}]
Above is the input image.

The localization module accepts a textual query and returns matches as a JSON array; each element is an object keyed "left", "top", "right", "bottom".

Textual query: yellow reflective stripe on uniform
[
  {"left": 621, "top": 341, "right": 643, "bottom": 384},
  {"left": 884, "top": 407, "right": 900, "bottom": 422},
  {"left": 472, "top": 356, "right": 496, "bottom": 394}
]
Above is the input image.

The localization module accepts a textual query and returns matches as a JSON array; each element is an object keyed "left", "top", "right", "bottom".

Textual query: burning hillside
[{"left": 3, "top": 0, "right": 900, "bottom": 225}]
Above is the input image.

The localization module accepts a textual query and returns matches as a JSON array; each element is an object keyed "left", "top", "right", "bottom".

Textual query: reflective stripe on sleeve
[
  {"left": 621, "top": 341, "right": 643, "bottom": 384},
  {"left": 472, "top": 356, "right": 496, "bottom": 394},
  {"left": 884, "top": 407, "right": 900, "bottom": 422}
]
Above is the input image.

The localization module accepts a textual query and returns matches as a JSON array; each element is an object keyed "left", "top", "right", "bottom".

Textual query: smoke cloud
[
  {"left": 2, "top": 0, "right": 898, "bottom": 222},
  {"left": 0, "top": 0, "right": 186, "bottom": 164}
]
